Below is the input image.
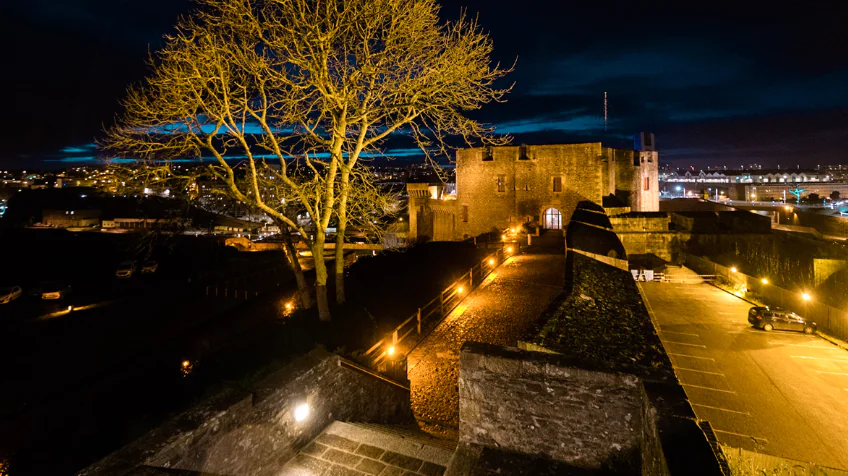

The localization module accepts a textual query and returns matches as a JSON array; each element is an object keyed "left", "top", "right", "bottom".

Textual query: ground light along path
[{"left": 406, "top": 231, "right": 566, "bottom": 438}]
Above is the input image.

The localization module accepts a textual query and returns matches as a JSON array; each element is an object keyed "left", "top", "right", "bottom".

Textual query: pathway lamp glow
[
  {"left": 802, "top": 293, "right": 811, "bottom": 301},
  {"left": 506, "top": 246, "right": 514, "bottom": 253},
  {"left": 67, "top": 305, "right": 73, "bottom": 312},
  {"left": 387, "top": 346, "right": 396, "bottom": 357},
  {"left": 731, "top": 267, "right": 737, "bottom": 273},
  {"left": 501, "top": 234, "right": 507, "bottom": 240},
  {"left": 457, "top": 286, "right": 464, "bottom": 294},
  {"left": 761, "top": 278, "right": 768, "bottom": 285},
  {"left": 294, "top": 402, "right": 309, "bottom": 422},
  {"left": 488, "top": 258, "right": 495, "bottom": 265}
]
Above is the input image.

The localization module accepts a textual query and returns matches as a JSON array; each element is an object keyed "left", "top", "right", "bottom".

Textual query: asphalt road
[{"left": 640, "top": 281, "right": 848, "bottom": 470}]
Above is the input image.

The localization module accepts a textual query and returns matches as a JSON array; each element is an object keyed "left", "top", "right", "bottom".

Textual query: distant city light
[
  {"left": 294, "top": 403, "right": 309, "bottom": 422},
  {"left": 182, "top": 360, "right": 191, "bottom": 368}
]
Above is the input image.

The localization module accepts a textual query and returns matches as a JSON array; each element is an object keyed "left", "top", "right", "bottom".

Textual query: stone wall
[
  {"left": 616, "top": 231, "right": 690, "bottom": 263},
  {"left": 453, "top": 144, "right": 606, "bottom": 238},
  {"left": 459, "top": 342, "right": 645, "bottom": 471},
  {"left": 610, "top": 213, "right": 671, "bottom": 232},
  {"left": 813, "top": 258, "right": 848, "bottom": 287},
  {"left": 81, "top": 349, "right": 413, "bottom": 476},
  {"left": 458, "top": 343, "right": 723, "bottom": 476}
]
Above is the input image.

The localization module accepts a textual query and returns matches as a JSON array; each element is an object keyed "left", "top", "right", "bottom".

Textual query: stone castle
[{"left": 408, "top": 134, "right": 659, "bottom": 241}]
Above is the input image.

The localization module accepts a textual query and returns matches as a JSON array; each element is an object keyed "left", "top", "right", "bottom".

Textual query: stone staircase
[{"left": 279, "top": 421, "right": 456, "bottom": 476}]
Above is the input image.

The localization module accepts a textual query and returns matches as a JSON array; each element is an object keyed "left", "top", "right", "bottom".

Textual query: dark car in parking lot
[{"left": 748, "top": 306, "right": 816, "bottom": 334}]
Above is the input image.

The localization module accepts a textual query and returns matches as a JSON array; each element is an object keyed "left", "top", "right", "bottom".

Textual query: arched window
[{"left": 543, "top": 208, "right": 562, "bottom": 230}]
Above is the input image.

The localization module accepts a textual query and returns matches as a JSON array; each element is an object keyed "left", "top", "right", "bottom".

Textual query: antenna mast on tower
[{"left": 603, "top": 92, "right": 608, "bottom": 132}]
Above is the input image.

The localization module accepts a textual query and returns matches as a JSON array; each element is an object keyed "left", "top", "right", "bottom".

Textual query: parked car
[
  {"left": 0, "top": 286, "right": 22, "bottom": 304},
  {"left": 141, "top": 261, "right": 159, "bottom": 273},
  {"left": 116, "top": 260, "right": 139, "bottom": 278},
  {"left": 41, "top": 282, "right": 72, "bottom": 300},
  {"left": 748, "top": 306, "right": 816, "bottom": 333}
]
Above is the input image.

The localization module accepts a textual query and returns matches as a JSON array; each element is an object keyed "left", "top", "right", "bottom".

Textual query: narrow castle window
[
  {"left": 519, "top": 144, "right": 529, "bottom": 160},
  {"left": 643, "top": 177, "right": 650, "bottom": 191},
  {"left": 462, "top": 205, "right": 468, "bottom": 222},
  {"left": 552, "top": 176, "right": 562, "bottom": 193},
  {"left": 482, "top": 146, "right": 493, "bottom": 161},
  {"left": 497, "top": 175, "right": 506, "bottom": 192}
]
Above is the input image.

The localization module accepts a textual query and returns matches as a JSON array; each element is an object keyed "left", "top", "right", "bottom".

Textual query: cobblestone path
[{"left": 407, "top": 232, "right": 565, "bottom": 438}]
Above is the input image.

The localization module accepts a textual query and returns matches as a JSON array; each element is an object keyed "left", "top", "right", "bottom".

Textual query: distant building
[
  {"left": 408, "top": 137, "right": 659, "bottom": 242},
  {"left": 102, "top": 218, "right": 184, "bottom": 230},
  {"left": 42, "top": 208, "right": 101, "bottom": 228}
]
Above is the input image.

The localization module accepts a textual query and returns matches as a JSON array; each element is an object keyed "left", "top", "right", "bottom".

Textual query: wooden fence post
[{"left": 417, "top": 308, "right": 422, "bottom": 334}]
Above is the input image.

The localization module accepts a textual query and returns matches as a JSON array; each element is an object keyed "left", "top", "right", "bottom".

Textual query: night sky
[{"left": 2, "top": 0, "right": 848, "bottom": 169}]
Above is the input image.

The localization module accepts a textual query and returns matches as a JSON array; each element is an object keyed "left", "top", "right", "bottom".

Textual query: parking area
[{"left": 640, "top": 282, "right": 848, "bottom": 470}]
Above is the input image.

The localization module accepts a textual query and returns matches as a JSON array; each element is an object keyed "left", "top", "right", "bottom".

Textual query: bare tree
[{"left": 102, "top": 0, "right": 511, "bottom": 319}]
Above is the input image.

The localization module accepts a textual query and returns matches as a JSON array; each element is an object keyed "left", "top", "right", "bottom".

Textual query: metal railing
[{"left": 360, "top": 245, "right": 514, "bottom": 369}]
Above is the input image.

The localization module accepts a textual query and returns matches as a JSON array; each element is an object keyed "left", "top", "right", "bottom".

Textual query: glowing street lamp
[
  {"left": 387, "top": 346, "right": 396, "bottom": 357},
  {"left": 802, "top": 293, "right": 811, "bottom": 301},
  {"left": 730, "top": 267, "right": 737, "bottom": 273},
  {"left": 457, "top": 286, "right": 464, "bottom": 294},
  {"left": 488, "top": 258, "right": 495, "bottom": 265},
  {"left": 761, "top": 278, "right": 768, "bottom": 285},
  {"left": 501, "top": 234, "right": 507, "bottom": 240},
  {"left": 506, "top": 246, "right": 514, "bottom": 253}
]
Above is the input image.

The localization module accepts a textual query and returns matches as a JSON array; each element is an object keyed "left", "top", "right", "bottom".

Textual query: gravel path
[{"left": 407, "top": 232, "right": 565, "bottom": 438}]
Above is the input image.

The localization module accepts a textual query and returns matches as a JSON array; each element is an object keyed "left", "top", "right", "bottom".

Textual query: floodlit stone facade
[{"left": 409, "top": 141, "right": 659, "bottom": 242}]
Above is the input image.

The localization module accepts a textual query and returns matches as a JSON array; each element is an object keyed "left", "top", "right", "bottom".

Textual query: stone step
[
  {"left": 341, "top": 422, "right": 458, "bottom": 454},
  {"left": 280, "top": 421, "right": 456, "bottom": 476}
]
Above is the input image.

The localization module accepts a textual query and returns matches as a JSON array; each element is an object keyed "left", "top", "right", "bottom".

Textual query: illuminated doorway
[{"left": 543, "top": 208, "right": 562, "bottom": 229}]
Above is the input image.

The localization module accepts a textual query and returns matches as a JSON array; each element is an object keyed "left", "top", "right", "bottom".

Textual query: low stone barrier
[
  {"left": 80, "top": 348, "right": 413, "bottom": 476},
  {"left": 458, "top": 342, "right": 723, "bottom": 475}
]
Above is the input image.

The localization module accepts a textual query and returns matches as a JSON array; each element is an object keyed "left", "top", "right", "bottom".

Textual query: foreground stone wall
[
  {"left": 458, "top": 343, "right": 723, "bottom": 476},
  {"left": 459, "top": 342, "right": 647, "bottom": 471},
  {"left": 81, "top": 349, "right": 412, "bottom": 476}
]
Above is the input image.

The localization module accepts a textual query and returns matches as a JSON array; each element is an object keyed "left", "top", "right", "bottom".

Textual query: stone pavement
[{"left": 406, "top": 231, "right": 566, "bottom": 438}]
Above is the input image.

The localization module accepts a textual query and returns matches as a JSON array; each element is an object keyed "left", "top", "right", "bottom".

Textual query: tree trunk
[
  {"left": 334, "top": 222, "right": 346, "bottom": 304},
  {"left": 283, "top": 231, "right": 312, "bottom": 309},
  {"left": 334, "top": 169, "right": 351, "bottom": 304},
  {"left": 313, "top": 235, "right": 331, "bottom": 321}
]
